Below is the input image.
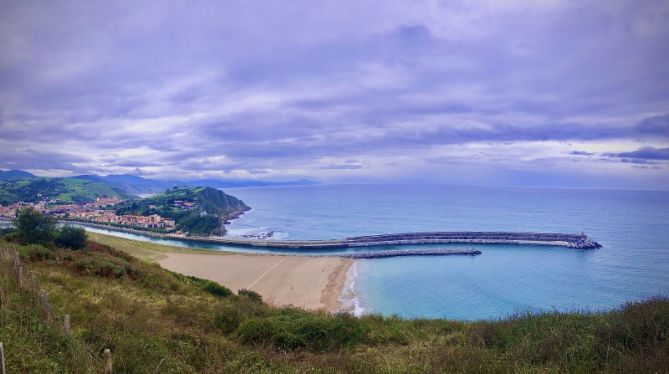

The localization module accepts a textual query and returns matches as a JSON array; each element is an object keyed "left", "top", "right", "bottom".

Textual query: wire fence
[{"left": 0, "top": 244, "right": 113, "bottom": 374}]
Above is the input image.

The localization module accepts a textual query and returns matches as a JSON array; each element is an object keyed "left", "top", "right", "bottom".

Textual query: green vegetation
[
  {"left": 0, "top": 176, "right": 132, "bottom": 205},
  {"left": 12, "top": 207, "right": 56, "bottom": 244},
  {"left": 239, "top": 289, "right": 263, "bottom": 303},
  {"left": 11, "top": 208, "right": 87, "bottom": 251},
  {"left": 0, "top": 235, "right": 667, "bottom": 372},
  {"left": 86, "top": 231, "right": 211, "bottom": 262},
  {"left": 0, "top": 169, "right": 36, "bottom": 181},
  {"left": 54, "top": 225, "right": 87, "bottom": 250},
  {"left": 115, "top": 186, "right": 250, "bottom": 235}
]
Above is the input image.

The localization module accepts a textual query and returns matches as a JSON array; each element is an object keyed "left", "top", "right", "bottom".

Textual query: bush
[
  {"left": 203, "top": 280, "right": 232, "bottom": 298},
  {"left": 0, "top": 227, "right": 16, "bottom": 237},
  {"left": 55, "top": 225, "right": 87, "bottom": 249},
  {"left": 13, "top": 208, "right": 55, "bottom": 244},
  {"left": 74, "top": 253, "right": 131, "bottom": 278},
  {"left": 187, "top": 276, "right": 232, "bottom": 298},
  {"left": 214, "top": 306, "right": 244, "bottom": 333},
  {"left": 238, "top": 289, "right": 263, "bottom": 303},
  {"left": 236, "top": 311, "right": 367, "bottom": 351},
  {"left": 18, "top": 243, "right": 55, "bottom": 261}
]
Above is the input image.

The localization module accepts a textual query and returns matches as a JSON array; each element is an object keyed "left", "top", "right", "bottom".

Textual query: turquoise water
[{"left": 91, "top": 185, "right": 669, "bottom": 320}]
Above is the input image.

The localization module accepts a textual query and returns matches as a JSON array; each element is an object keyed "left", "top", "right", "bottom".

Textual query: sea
[{"left": 84, "top": 184, "right": 669, "bottom": 320}]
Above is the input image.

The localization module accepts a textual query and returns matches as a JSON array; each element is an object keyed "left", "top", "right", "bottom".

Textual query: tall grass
[{"left": 0, "top": 238, "right": 667, "bottom": 373}]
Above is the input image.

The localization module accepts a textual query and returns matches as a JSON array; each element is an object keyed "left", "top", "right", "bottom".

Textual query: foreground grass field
[{"left": 1, "top": 238, "right": 668, "bottom": 373}]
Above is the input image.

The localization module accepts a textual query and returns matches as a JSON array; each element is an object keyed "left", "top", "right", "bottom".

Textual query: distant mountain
[
  {"left": 78, "top": 174, "right": 171, "bottom": 195},
  {"left": 0, "top": 170, "right": 317, "bottom": 203},
  {"left": 0, "top": 170, "right": 36, "bottom": 181},
  {"left": 188, "top": 178, "right": 318, "bottom": 189},
  {"left": 79, "top": 174, "right": 318, "bottom": 195},
  {"left": 115, "top": 186, "right": 250, "bottom": 235},
  {"left": 0, "top": 176, "right": 134, "bottom": 205}
]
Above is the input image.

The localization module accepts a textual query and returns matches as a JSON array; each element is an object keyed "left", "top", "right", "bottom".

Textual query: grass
[
  {"left": 0, "top": 177, "right": 132, "bottom": 205},
  {"left": 86, "top": 231, "right": 215, "bottom": 262},
  {"left": 1, "top": 237, "right": 668, "bottom": 373}
]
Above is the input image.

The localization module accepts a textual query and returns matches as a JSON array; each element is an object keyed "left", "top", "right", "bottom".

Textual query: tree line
[{"left": 4, "top": 208, "right": 87, "bottom": 249}]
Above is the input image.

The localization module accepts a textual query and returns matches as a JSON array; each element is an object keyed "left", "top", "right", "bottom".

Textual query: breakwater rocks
[
  {"left": 567, "top": 236, "right": 603, "bottom": 249},
  {"left": 66, "top": 221, "right": 602, "bottom": 251},
  {"left": 342, "top": 248, "right": 482, "bottom": 259},
  {"left": 342, "top": 232, "right": 602, "bottom": 249}
]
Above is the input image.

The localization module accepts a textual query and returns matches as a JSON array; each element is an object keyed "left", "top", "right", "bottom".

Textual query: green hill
[
  {"left": 0, "top": 169, "right": 36, "bottom": 181},
  {"left": 115, "top": 186, "right": 250, "bottom": 235},
  {"left": 0, "top": 236, "right": 667, "bottom": 373},
  {"left": 0, "top": 177, "right": 134, "bottom": 205}
]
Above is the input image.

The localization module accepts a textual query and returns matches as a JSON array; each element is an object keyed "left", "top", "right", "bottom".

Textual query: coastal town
[{"left": 0, "top": 196, "right": 176, "bottom": 230}]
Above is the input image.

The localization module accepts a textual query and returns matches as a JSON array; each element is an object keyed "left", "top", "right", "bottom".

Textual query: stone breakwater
[
  {"left": 343, "top": 232, "right": 603, "bottom": 249},
  {"left": 341, "top": 248, "right": 482, "bottom": 259},
  {"left": 48, "top": 220, "right": 603, "bottom": 251},
  {"left": 164, "top": 230, "right": 601, "bottom": 250}
]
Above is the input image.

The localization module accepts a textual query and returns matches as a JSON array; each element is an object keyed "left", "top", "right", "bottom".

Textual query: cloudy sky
[{"left": 1, "top": 0, "right": 668, "bottom": 189}]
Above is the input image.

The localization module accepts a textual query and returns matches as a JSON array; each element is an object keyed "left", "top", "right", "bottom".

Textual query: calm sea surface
[{"left": 90, "top": 184, "right": 669, "bottom": 320}]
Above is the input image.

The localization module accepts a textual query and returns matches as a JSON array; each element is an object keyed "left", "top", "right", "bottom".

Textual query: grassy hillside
[
  {"left": 0, "top": 177, "right": 133, "bottom": 205},
  {"left": 0, "top": 170, "right": 36, "bottom": 181},
  {"left": 0, "top": 237, "right": 667, "bottom": 373},
  {"left": 115, "top": 186, "right": 250, "bottom": 235}
]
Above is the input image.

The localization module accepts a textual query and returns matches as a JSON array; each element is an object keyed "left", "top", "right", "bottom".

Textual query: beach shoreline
[
  {"left": 322, "top": 257, "right": 354, "bottom": 312},
  {"left": 87, "top": 232, "right": 353, "bottom": 312}
]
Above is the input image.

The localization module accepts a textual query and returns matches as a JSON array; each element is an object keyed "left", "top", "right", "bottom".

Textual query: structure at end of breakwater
[
  {"left": 342, "top": 248, "right": 482, "bottom": 259},
  {"left": 566, "top": 235, "right": 602, "bottom": 249}
]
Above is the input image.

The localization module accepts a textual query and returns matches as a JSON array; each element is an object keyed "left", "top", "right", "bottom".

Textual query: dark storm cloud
[
  {"left": 569, "top": 151, "right": 595, "bottom": 156},
  {"left": 605, "top": 147, "right": 669, "bottom": 161},
  {"left": 636, "top": 114, "right": 669, "bottom": 137}
]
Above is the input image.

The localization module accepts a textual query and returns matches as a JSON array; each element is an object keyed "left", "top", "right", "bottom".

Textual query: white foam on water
[
  {"left": 225, "top": 226, "right": 288, "bottom": 240},
  {"left": 338, "top": 261, "right": 365, "bottom": 316}
]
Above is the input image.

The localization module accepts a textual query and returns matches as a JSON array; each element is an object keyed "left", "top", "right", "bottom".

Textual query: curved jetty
[
  {"left": 341, "top": 248, "right": 482, "bottom": 259},
  {"left": 64, "top": 220, "right": 602, "bottom": 250},
  {"left": 342, "top": 232, "right": 602, "bottom": 249},
  {"left": 163, "top": 230, "right": 601, "bottom": 249}
]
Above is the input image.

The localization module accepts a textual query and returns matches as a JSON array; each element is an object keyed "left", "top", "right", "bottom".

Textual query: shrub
[
  {"left": 187, "top": 276, "right": 232, "bottom": 298},
  {"left": 55, "top": 225, "right": 87, "bottom": 249},
  {"left": 203, "top": 281, "right": 232, "bottom": 298},
  {"left": 236, "top": 311, "right": 367, "bottom": 351},
  {"left": 238, "top": 289, "right": 263, "bottom": 303},
  {"left": 74, "top": 253, "right": 130, "bottom": 278},
  {"left": 13, "top": 208, "right": 55, "bottom": 244},
  {"left": 0, "top": 227, "right": 16, "bottom": 237},
  {"left": 18, "top": 243, "right": 55, "bottom": 261},
  {"left": 214, "top": 306, "right": 244, "bottom": 333}
]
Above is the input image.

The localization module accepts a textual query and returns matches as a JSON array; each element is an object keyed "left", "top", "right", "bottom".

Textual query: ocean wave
[
  {"left": 225, "top": 227, "right": 288, "bottom": 240},
  {"left": 338, "top": 261, "right": 365, "bottom": 316}
]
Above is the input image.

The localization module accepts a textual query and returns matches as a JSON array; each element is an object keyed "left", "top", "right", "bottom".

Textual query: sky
[{"left": 1, "top": 0, "right": 668, "bottom": 189}]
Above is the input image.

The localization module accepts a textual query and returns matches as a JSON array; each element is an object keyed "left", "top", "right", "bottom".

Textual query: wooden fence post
[
  {"left": 13, "top": 252, "right": 19, "bottom": 277},
  {"left": 103, "top": 349, "right": 113, "bottom": 374},
  {"left": 14, "top": 252, "right": 21, "bottom": 276},
  {"left": 64, "top": 314, "right": 71, "bottom": 336},
  {"left": 30, "top": 271, "right": 36, "bottom": 291},
  {"left": 41, "top": 291, "right": 51, "bottom": 325},
  {"left": 1, "top": 342, "right": 6, "bottom": 374},
  {"left": 17, "top": 264, "right": 23, "bottom": 289}
]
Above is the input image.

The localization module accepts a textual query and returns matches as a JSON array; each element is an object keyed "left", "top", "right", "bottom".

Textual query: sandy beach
[
  {"left": 88, "top": 232, "right": 352, "bottom": 312},
  {"left": 159, "top": 253, "right": 352, "bottom": 311}
]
